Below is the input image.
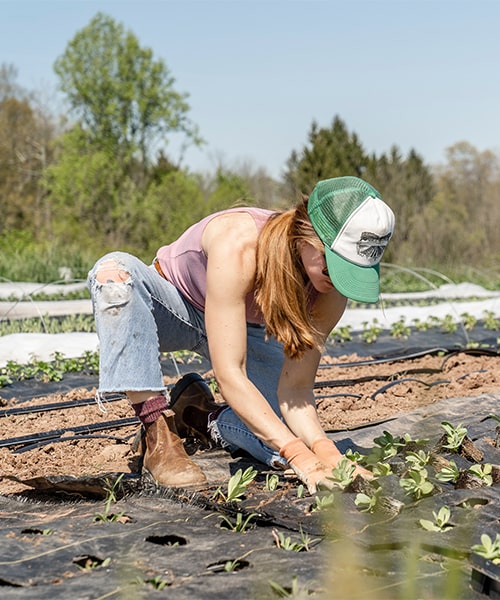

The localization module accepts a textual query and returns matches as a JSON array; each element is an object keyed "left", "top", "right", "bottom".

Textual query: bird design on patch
[{"left": 357, "top": 232, "right": 392, "bottom": 261}]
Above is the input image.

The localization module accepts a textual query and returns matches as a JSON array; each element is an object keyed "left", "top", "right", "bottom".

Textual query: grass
[
  {"left": 1, "top": 243, "right": 499, "bottom": 291},
  {"left": 380, "top": 263, "right": 500, "bottom": 293}
]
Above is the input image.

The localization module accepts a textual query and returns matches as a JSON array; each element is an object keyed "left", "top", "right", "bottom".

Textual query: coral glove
[
  {"left": 280, "top": 438, "right": 334, "bottom": 495},
  {"left": 310, "top": 438, "right": 343, "bottom": 467},
  {"left": 312, "top": 438, "right": 373, "bottom": 480}
]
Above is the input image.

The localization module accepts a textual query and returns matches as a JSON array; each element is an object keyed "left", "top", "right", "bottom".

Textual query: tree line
[{"left": 1, "top": 13, "right": 499, "bottom": 284}]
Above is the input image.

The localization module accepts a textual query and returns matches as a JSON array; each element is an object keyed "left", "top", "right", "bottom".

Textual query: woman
[{"left": 88, "top": 176, "right": 395, "bottom": 494}]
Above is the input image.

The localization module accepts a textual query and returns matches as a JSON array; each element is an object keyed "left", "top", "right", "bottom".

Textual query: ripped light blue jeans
[{"left": 87, "top": 251, "right": 287, "bottom": 468}]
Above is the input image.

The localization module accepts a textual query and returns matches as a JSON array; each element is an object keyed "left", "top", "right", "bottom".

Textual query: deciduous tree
[{"left": 53, "top": 12, "right": 202, "bottom": 167}]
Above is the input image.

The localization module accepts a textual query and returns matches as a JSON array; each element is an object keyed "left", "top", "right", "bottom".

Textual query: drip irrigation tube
[
  {"left": 319, "top": 347, "right": 451, "bottom": 368},
  {"left": 440, "top": 348, "right": 500, "bottom": 369},
  {"left": 315, "top": 392, "right": 362, "bottom": 400},
  {"left": 320, "top": 346, "right": 499, "bottom": 370},
  {"left": 0, "top": 393, "right": 125, "bottom": 418},
  {"left": 0, "top": 417, "right": 139, "bottom": 450},
  {"left": 313, "top": 375, "right": 390, "bottom": 388},
  {"left": 13, "top": 433, "right": 136, "bottom": 454},
  {"left": 370, "top": 378, "right": 451, "bottom": 400},
  {"left": 313, "top": 366, "right": 444, "bottom": 390}
]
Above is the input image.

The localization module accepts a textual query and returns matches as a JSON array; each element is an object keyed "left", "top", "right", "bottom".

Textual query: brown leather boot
[
  {"left": 143, "top": 409, "right": 207, "bottom": 487},
  {"left": 169, "top": 373, "right": 225, "bottom": 446}
]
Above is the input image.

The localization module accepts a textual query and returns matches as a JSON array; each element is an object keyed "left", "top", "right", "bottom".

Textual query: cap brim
[{"left": 325, "top": 246, "right": 380, "bottom": 303}]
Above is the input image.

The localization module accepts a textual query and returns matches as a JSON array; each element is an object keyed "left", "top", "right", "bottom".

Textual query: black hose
[
  {"left": 370, "top": 378, "right": 451, "bottom": 400},
  {"left": 13, "top": 433, "right": 134, "bottom": 454},
  {"left": 0, "top": 417, "right": 139, "bottom": 450}
]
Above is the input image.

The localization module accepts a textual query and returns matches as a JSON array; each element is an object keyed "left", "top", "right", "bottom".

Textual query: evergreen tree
[
  {"left": 365, "top": 146, "right": 435, "bottom": 262},
  {"left": 284, "top": 116, "right": 368, "bottom": 196}
]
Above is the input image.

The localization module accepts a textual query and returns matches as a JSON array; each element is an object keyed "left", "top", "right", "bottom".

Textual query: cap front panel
[{"left": 331, "top": 196, "right": 394, "bottom": 266}]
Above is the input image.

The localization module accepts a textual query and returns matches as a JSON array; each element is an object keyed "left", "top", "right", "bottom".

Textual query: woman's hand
[
  {"left": 279, "top": 438, "right": 335, "bottom": 495},
  {"left": 311, "top": 438, "right": 374, "bottom": 480}
]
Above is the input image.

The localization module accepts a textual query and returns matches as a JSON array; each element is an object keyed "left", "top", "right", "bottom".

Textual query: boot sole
[{"left": 142, "top": 466, "right": 207, "bottom": 488}]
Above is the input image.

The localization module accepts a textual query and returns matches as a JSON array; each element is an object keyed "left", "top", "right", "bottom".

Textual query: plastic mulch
[{"left": 0, "top": 329, "right": 499, "bottom": 599}]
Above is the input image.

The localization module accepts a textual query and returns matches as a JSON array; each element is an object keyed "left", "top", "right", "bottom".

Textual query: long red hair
[{"left": 254, "top": 198, "right": 324, "bottom": 359}]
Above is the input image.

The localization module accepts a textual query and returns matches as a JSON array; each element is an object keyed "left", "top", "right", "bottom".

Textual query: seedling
[
  {"left": 374, "top": 431, "right": 406, "bottom": 452},
  {"left": 94, "top": 474, "right": 125, "bottom": 522},
  {"left": 360, "top": 319, "right": 382, "bottom": 343},
  {"left": 439, "top": 314, "right": 458, "bottom": 334},
  {"left": 311, "top": 491, "right": 335, "bottom": 512},
  {"left": 296, "top": 484, "right": 305, "bottom": 498},
  {"left": 419, "top": 505, "right": 453, "bottom": 532},
  {"left": 460, "top": 312, "right": 477, "bottom": 330},
  {"left": 483, "top": 310, "right": 499, "bottom": 331},
  {"left": 435, "top": 460, "right": 460, "bottom": 483},
  {"left": 365, "top": 430, "right": 406, "bottom": 463},
  {"left": 331, "top": 325, "right": 352, "bottom": 343},
  {"left": 327, "top": 457, "right": 357, "bottom": 489},
  {"left": 344, "top": 449, "right": 367, "bottom": 464},
  {"left": 272, "top": 527, "right": 318, "bottom": 552},
  {"left": 264, "top": 473, "right": 280, "bottom": 492},
  {"left": 0, "top": 374, "right": 12, "bottom": 386},
  {"left": 219, "top": 511, "right": 258, "bottom": 533},
  {"left": 468, "top": 463, "right": 493, "bottom": 486},
  {"left": 208, "top": 377, "right": 219, "bottom": 394},
  {"left": 471, "top": 533, "right": 500, "bottom": 565},
  {"left": 224, "top": 559, "right": 242, "bottom": 572},
  {"left": 75, "top": 556, "right": 111, "bottom": 571},
  {"left": 364, "top": 446, "right": 394, "bottom": 466},
  {"left": 402, "top": 432, "right": 429, "bottom": 446},
  {"left": 371, "top": 462, "right": 392, "bottom": 477},
  {"left": 441, "top": 421, "right": 468, "bottom": 451},
  {"left": 138, "top": 575, "right": 170, "bottom": 590},
  {"left": 427, "top": 315, "right": 442, "bottom": 329},
  {"left": 412, "top": 317, "right": 431, "bottom": 332},
  {"left": 212, "top": 466, "right": 257, "bottom": 502},
  {"left": 400, "top": 468, "right": 434, "bottom": 499},
  {"left": 355, "top": 487, "right": 383, "bottom": 513},
  {"left": 390, "top": 317, "right": 411, "bottom": 339},
  {"left": 405, "top": 450, "right": 430, "bottom": 469}
]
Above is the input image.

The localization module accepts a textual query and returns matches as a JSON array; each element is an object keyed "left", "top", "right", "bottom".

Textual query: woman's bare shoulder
[{"left": 202, "top": 211, "right": 259, "bottom": 253}]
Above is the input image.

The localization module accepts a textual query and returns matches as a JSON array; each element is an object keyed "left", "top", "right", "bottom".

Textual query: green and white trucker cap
[{"left": 307, "top": 176, "right": 395, "bottom": 303}]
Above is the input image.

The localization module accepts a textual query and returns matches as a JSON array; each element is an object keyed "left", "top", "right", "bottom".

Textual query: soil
[{"left": 1, "top": 350, "right": 499, "bottom": 497}]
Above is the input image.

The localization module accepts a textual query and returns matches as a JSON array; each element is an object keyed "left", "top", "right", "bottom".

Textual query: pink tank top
[{"left": 155, "top": 207, "right": 275, "bottom": 324}]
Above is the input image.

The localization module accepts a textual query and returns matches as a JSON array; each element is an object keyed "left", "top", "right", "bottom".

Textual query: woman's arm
[
  {"left": 278, "top": 289, "right": 373, "bottom": 477},
  {"left": 277, "top": 288, "right": 347, "bottom": 447},
  {"left": 203, "top": 212, "right": 296, "bottom": 451}
]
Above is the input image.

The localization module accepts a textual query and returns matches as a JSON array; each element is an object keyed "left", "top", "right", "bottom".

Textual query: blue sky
[{"left": 1, "top": 0, "right": 499, "bottom": 179}]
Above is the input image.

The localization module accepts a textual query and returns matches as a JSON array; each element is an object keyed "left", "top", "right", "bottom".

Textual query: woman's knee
[
  {"left": 90, "top": 252, "right": 137, "bottom": 284},
  {"left": 87, "top": 252, "right": 142, "bottom": 307}
]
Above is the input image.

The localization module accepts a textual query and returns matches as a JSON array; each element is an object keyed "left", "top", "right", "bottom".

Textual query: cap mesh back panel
[{"left": 309, "top": 178, "right": 379, "bottom": 246}]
